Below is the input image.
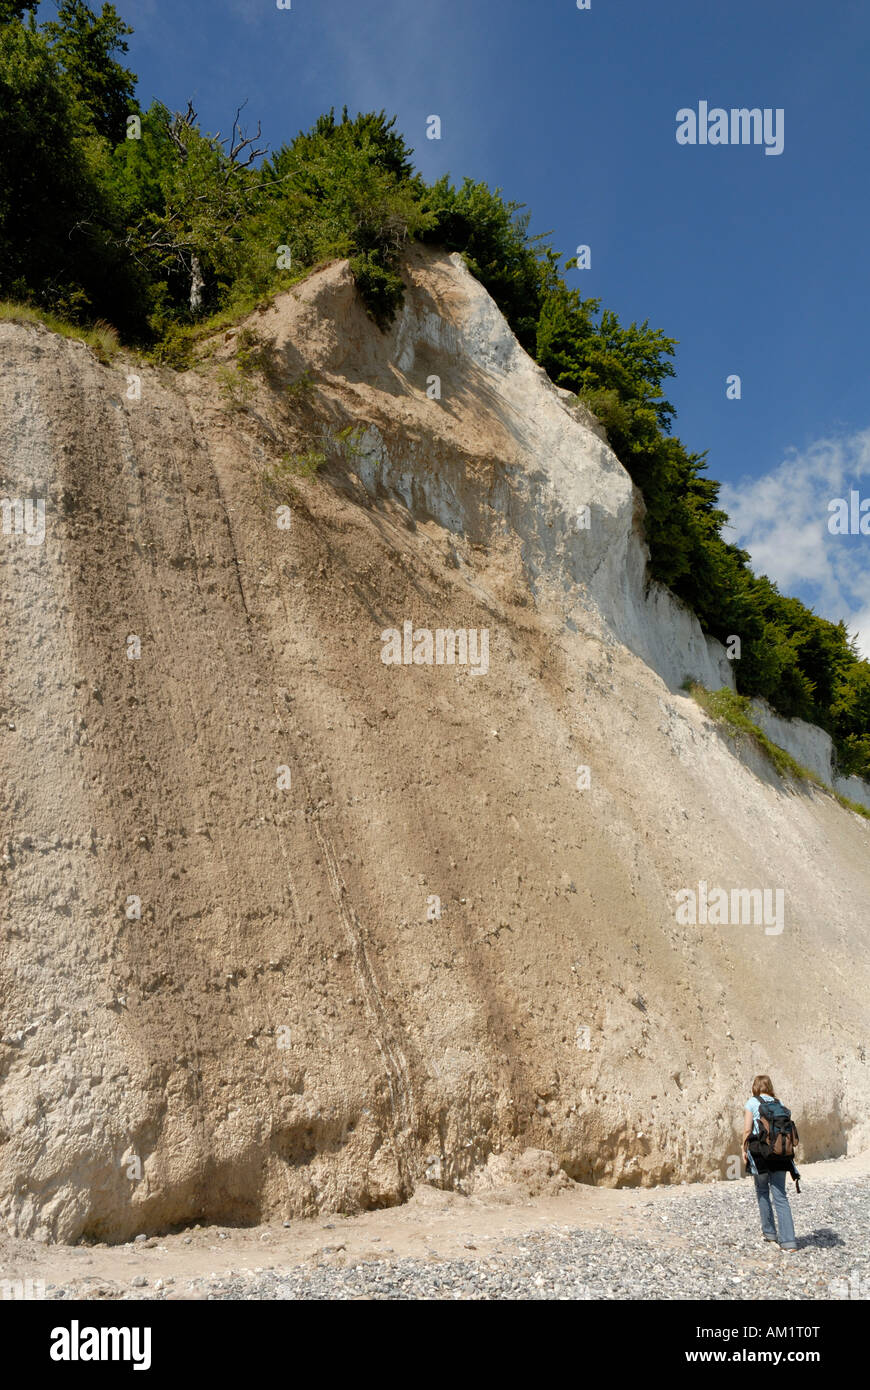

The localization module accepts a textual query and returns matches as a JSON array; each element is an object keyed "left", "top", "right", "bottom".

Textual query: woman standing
[{"left": 741, "top": 1074, "right": 798, "bottom": 1252}]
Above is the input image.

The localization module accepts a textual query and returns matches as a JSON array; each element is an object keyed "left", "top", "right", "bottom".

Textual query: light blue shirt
[{"left": 745, "top": 1093, "right": 775, "bottom": 1135}]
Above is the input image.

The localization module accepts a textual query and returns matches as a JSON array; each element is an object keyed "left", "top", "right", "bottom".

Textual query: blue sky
[{"left": 47, "top": 0, "right": 870, "bottom": 648}]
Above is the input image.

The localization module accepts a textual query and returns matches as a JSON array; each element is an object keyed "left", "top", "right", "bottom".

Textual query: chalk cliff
[{"left": 1, "top": 247, "right": 868, "bottom": 1242}]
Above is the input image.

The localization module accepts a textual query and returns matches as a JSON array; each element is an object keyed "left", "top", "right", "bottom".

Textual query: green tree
[
  {"left": 44, "top": 0, "right": 135, "bottom": 141},
  {"left": 0, "top": 17, "right": 96, "bottom": 313},
  {"left": 0, "top": 2, "right": 40, "bottom": 23},
  {"left": 0, "top": 2, "right": 146, "bottom": 327},
  {"left": 118, "top": 101, "right": 272, "bottom": 317},
  {"left": 264, "top": 108, "right": 431, "bottom": 323}
]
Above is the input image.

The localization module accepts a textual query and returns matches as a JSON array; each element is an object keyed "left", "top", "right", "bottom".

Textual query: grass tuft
[
  {"left": 260, "top": 424, "right": 372, "bottom": 505},
  {"left": 0, "top": 300, "right": 121, "bottom": 363}
]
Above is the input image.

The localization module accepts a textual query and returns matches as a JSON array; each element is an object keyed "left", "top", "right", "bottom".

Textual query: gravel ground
[{"left": 43, "top": 1174, "right": 870, "bottom": 1301}]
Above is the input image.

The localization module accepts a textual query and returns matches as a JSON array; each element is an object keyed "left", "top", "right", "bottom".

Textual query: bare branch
[
  {"left": 168, "top": 101, "right": 198, "bottom": 162},
  {"left": 216, "top": 99, "right": 268, "bottom": 182}
]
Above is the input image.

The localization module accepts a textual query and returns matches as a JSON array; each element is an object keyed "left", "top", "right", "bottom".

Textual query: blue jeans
[{"left": 753, "top": 1169, "right": 796, "bottom": 1248}]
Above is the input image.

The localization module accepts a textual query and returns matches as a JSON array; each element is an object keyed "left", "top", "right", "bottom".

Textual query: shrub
[
  {"left": 349, "top": 251, "right": 405, "bottom": 326},
  {"left": 215, "top": 362, "right": 256, "bottom": 410}
]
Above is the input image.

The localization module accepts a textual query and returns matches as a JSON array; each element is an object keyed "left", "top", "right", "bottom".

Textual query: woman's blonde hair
[{"left": 751, "top": 1074, "right": 776, "bottom": 1098}]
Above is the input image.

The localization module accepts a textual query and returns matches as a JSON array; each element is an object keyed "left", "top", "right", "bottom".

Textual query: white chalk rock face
[
  {"left": 834, "top": 773, "right": 870, "bottom": 811},
  {"left": 386, "top": 253, "right": 733, "bottom": 696},
  {"left": 749, "top": 702, "right": 835, "bottom": 786},
  {"left": 746, "top": 703, "right": 870, "bottom": 808},
  {"left": 1, "top": 249, "right": 869, "bottom": 1244},
  {"left": 381, "top": 252, "right": 862, "bottom": 798}
]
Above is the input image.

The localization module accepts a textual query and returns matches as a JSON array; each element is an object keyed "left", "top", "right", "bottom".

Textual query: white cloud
[{"left": 720, "top": 427, "right": 870, "bottom": 657}]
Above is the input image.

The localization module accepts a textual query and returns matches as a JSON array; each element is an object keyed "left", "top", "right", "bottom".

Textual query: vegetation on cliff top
[{"left": 2, "top": 1, "right": 869, "bottom": 780}]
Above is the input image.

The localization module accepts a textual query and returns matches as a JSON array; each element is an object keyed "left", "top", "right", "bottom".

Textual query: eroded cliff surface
[{"left": 1, "top": 248, "right": 868, "bottom": 1241}]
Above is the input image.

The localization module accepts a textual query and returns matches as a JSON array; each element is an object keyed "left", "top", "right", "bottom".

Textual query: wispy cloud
[
  {"left": 721, "top": 427, "right": 870, "bottom": 657},
  {"left": 308, "top": 0, "right": 489, "bottom": 178}
]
